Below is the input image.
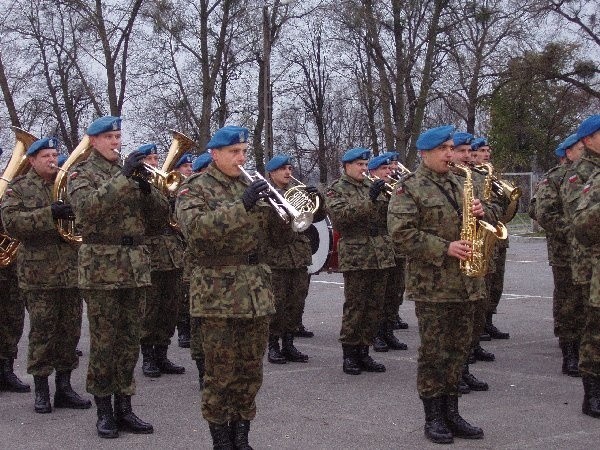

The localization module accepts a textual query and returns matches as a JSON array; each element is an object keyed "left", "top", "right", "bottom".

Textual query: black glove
[
  {"left": 121, "top": 151, "right": 148, "bottom": 178},
  {"left": 51, "top": 202, "right": 75, "bottom": 220},
  {"left": 369, "top": 179, "right": 386, "bottom": 202},
  {"left": 305, "top": 185, "right": 319, "bottom": 195},
  {"left": 134, "top": 176, "right": 152, "bottom": 195},
  {"left": 242, "top": 180, "right": 269, "bottom": 211}
]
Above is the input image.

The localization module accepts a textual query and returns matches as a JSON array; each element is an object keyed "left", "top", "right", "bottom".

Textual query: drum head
[{"left": 307, "top": 217, "right": 333, "bottom": 275}]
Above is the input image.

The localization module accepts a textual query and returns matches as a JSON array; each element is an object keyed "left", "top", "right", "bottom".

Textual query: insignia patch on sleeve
[
  {"left": 178, "top": 188, "right": 190, "bottom": 197},
  {"left": 5, "top": 188, "right": 13, "bottom": 196},
  {"left": 569, "top": 175, "right": 578, "bottom": 183},
  {"left": 395, "top": 186, "right": 405, "bottom": 195},
  {"left": 69, "top": 172, "right": 78, "bottom": 179},
  {"left": 541, "top": 178, "right": 549, "bottom": 185},
  {"left": 583, "top": 183, "right": 591, "bottom": 193},
  {"left": 326, "top": 190, "right": 336, "bottom": 198}
]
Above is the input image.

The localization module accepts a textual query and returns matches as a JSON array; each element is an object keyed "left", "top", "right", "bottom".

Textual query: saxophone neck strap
[{"left": 424, "top": 174, "right": 462, "bottom": 222}]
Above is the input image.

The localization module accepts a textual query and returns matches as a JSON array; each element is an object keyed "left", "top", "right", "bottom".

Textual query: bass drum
[{"left": 307, "top": 216, "right": 338, "bottom": 274}]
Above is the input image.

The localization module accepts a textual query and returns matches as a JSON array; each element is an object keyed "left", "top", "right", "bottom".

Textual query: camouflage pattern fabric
[
  {"left": 140, "top": 269, "right": 182, "bottom": 347},
  {"left": 190, "top": 317, "right": 204, "bottom": 361},
  {"left": 471, "top": 289, "right": 490, "bottom": 345},
  {"left": 381, "top": 264, "right": 403, "bottom": 329},
  {"left": 269, "top": 268, "right": 309, "bottom": 337},
  {"left": 25, "top": 288, "right": 81, "bottom": 376},
  {"left": 486, "top": 245, "right": 507, "bottom": 311},
  {"left": 86, "top": 288, "right": 143, "bottom": 396},
  {"left": 0, "top": 266, "right": 24, "bottom": 359},
  {"left": 415, "top": 301, "right": 475, "bottom": 398},
  {"left": 1, "top": 169, "right": 78, "bottom": 289},
  {"left": 551, "top": 266, "right": 585, "bottom": 340},
  {"left": 200, "top": 316, "right": 269, "bottom": 424}
]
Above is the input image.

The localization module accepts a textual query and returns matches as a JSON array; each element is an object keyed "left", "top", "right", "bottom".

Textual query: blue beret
[
  {"left": 562, "top": 133, "right": 580, "bottom": 152},
  {"left": 381, "top": 151, "right": 399, "bottom": 161},
  {"left": 416, "top": 125, "right": 455, "bottom": 151},
  {"left": 554, "top": 143, "right": 566, "bottom": 158},
  {"left": 27, "top": 137, "right": 58, "bottom": 156},
  {"left": 453, "top": 132, "right": 473, "bottom": 147},
  {"left": 206, "top": 125, "right": 249, "bottom": 149},
  {"left": 174, "top": 153, "right": 194, "bottom": 168},
  {"left": 137, "top": 143, "right": 157, "bottom": 156},
  {"left": 87, "top": 116, "right": 121, "bottom": 136},
  {"left": 57, "top": 154, "right": 68, "bottom": 167},
  {"left": 192, "top": 153, "right": 212, "bottom": 172},
  {"left": 342, "top": 148, "right": 370, "bottom": 163},
  {"left": 471, "top": 137, "right": 488, "bottom": 151},
  {"left": 577, "top": 115, "right": 600, "bottom": 140},
  {"left": 367, "top": 155, "right": 391, "bottom": 171},
  {"left": 265, "top": 154, "right": 292, "bottom": 172}
]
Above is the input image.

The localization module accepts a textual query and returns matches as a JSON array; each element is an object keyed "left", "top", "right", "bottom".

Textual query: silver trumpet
[{"left": 238, "top": 165, "right": 313, "bottom": 232}]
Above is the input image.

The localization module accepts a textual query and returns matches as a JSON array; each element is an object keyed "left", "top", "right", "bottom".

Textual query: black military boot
[
  {"left": 485, "top": 313, "right": 510, "bottom": 339},
  {"left": 267, "top": 335, "right": 286, "bottom": 364},
  {"left": 445, "top": 395, "right": 484, "bottom": 439},
  {"left": 0, "top": 358, "right": 30, "bottom": 392},
  {"left": 372, "top": 328, "right": 389, "bottom": 352},
  {"left": 467, "top": 348, "right": 476, "bottom": 364},
  {"left": 462, "top": 364, "right": 489, "bottom": 391},
  {"left": 94, "top": 395, "right": 118, "bottom": 438},
  {"left": 114, "top": 394, "right": 154, "bottom": 434},
  {"left": 479, "top": 331, "right": 491, "bottom": 341},
  {"left": 458, "top": 378, "right": 471, "bottom": 394},
  {"left": 196, "top": 358, "right": 205, "bottom": 390},
  {"left": 141, "top": 344, "right": 161, "bottom": 378},
  {"left": 342, "top": 345, "right": 361, "bottom": 375},
  {"left": 473, "top": 344, "right": 495, "bottom": 362},
  {"left": 394, "top": 312, "right": 409, "bottom": 330},
  {"left": 54, "top": 371, "right": 92, "bottom": 409},
  {"left": 422, "top": 397, "right": 453, "bottom": 444},
  {"left": 177, "top": 318, "right": 191, "bottom": 348},
  {"left": 582, "top": 376, "right": 600, "bottom": 418},
  {"left": 33, "top": 376, "right": 52, "bottom": 413},
  {"left": 560, "top": 340, "right": 580, "bottom": 377},
  {"left": 383, "top": 327, "right": 408, "bottom": 350},
  {"left": 357, "top": 345, "right": 386, "bottom": 372},
  {"left": 208, "top": 422, "right": 234, "bottom": 450},
  {"left": 281, "top": 333, "right": 309, "bottom": 362},
  {"left": 294, "top": 324, "right": 314, "bottom": 338},
  {"left": 155, "top": 345, "right": 185, "bottom": 374},
  {"left": 232, "top": 420, "right": 253, "bottom": 450}
]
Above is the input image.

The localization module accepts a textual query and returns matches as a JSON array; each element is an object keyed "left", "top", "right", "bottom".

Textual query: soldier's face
[
  {"left": 269, "top": 165, "right": 292, "bottom": 189},
  {"left": 476, "top": 146, "right": 491, "bottom": 163},
  {"left": 344, "top": 160, "right": 368, "bottom": 181},
  {"left": 90, "top": 131, "right": 122, "bottom": 162},
  {"left": 143, "top": 154, "right": 159, "bottom": 168},
  {"left": 177, "top": 163, "right": 193, "bottom": 177},
  {"left": 29, "top": 148, "right": 59, "bottom": 181},
  {"left": 421, "top": 140, "right": 453, "bottom": 174},
  {"left": 370, "top": 164, "right": 392, "bottom": 182},
  {"left": 452, "top": 144, "right": 472, "bottom": 164},
  {"left": 583, "top": 130, "right": 600, "bottom": 154},
  {"left": 566, "top": 141, "right": 585, "bottom": 162},
  {"left": 211, "top": 143, "right": 247, "bottom": 177}
]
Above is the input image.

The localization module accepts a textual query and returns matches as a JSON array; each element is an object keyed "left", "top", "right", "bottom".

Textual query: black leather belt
[{"left": 197, "top": 253, "right": 259, "bottom": 266}]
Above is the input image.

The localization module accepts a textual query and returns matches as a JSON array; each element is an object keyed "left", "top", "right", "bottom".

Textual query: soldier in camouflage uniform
[
  {"left": 262, "top": 154, "right": 326, "bottom": 365},
  {"left": 533, "top": 134, "right": 585, "bottom": 377},
  {"left": 138, "top": 144, "right": 186, "bottom": 378},
  {"left": 67, "top": 116, "right": 168, "bottom": 438},
  {"left": 388, "top": 125, "right": 492, "bottom": 444},
  {"left": 325, "top": 148, "right": 394, "bottom": 376},
  {"left": 565, "top": 115, "right": 600, "bottom": 418},
  {"left": 176, "top": 126, "right": 293, "bottom": 449},
  {"left": 1, "top": 137, "right": 90, "bottom": 414}
]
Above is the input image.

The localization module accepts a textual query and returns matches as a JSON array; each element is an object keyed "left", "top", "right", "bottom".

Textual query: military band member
[
  {"left": 1, "top": 137, "right": 90, "bottom": 413},
  {"left": 366, "top": 154, "right": 407, "bottom": 353},
  {"left": 563, "top": 115, "right": 600, "bottom": 418},
  {"left": 388, "top": 125, "right": 490, "bottom": 444},
  {"left": 68, "top": 116, "right": 168, "bottom": 438},
  {"left": 176, "top": 125, "right": 293, "bottom": 449},
  {"left": 326, "top": 148, "right": 395, "bottom": 375},
  {"left": 138, "top": 144, "right": 185, "bottom": 378},
  {"left": 263, "top": 154, "right": 325, "bottom": 364},
  {"left": 192, "top": 152, "right": 212, "bottom": 174},
  {"left": 534, "top": 134, "right": 585, "bottom": 376}
]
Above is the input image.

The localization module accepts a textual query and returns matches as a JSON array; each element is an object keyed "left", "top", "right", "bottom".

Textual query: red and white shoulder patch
[
  {"left": 583, "top": 183, "right": 591, "bottom": 194},
  {"left": 395, "top": 186, "right": 405, "bottom": 195},
  {"left": 69, "top": 171, "right": 78, "bottom": 180},
  {"left": 5, "top": 188, "right": 13, "bottom": 196},
  {"left": 569, "top": 175, "right": 578, "bottom": 183},
  {"left": 178, "top": 188, "right": 190, "bottom": 197}
]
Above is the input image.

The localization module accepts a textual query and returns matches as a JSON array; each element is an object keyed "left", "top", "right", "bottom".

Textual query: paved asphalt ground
[{"left": 2, "top": 236, "right": 599, "bottom": 449}]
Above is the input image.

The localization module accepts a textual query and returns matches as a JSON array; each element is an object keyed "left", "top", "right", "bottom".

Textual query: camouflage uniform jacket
[
  {"left": 67, "top": 150, "right": 168, "bottom": 290},
  {"left": 1, "top": 169, "right": 78, "bottom": 289},
  {"left": 572, "top": 169, "right": 600, "bottom": 306},
  {"left": 175, "top": 165, "right": 293, "bottom": 319},
  {"left": 387, "top": 164, "right": 490, "bottom": 303},
  {"left": 534, "top": 163, "right": 571, "bottom": 266},
  {"left": 144, "top": 199, "right": 185, "bottom": 272},
  {"left": 560, "top": 149, "right": 600, "bottom": 284},
  {"left": 325, "top": 174, "right": 395, "bottom": 271}
]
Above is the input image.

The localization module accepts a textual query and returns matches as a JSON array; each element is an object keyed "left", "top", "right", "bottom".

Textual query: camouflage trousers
[
  {"left": 0, "top": 272, "right": 24, "bottom": 359},
  {"left": 472, "top": 283, "right": 490, "bottom": 345},
  {"left": 201, "top": 316, "right": 269, "bottom": 424},
  {"left": 85, "top": 288, "right": 143, "bottom": 397},
  {"left": 486, "top": 245, "right": 507, "bottom": 313},
  {"left": 269, "top": 268, "right": 309, "bottom": 337},
  {"left": 578, "top": 284, "right": 600, "bottom": 377},
  {"left": 414, "top": 301, "right": 475, "bottom": 398},
  {"left": 140, "top": 269, "right": 182, "bottom": 347},
  {"left": 25, "top": 288, "right": 81, "bottom": 377},
  {"left": 339, "top": 269, "right": 388, "bottom": 346},
  {"left": 552, "top": 265, "right": 585, "bottom": 342},
  {"left": 380, "top": 263, "right": 405, "bottom": 330},
  {"left": 178, "top": 279, "right": 191, "bottom": 328},
  {"left": 191, "top": 317, "right": 204, "bottom": 361}
]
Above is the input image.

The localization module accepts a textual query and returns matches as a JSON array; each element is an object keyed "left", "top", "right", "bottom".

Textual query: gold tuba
[
  {"left": 159, "top": 129, "right": 198, "bottom": 194},
  {"left": 0, "top": 127, "right": 37, "bottom": 266},
  {"left": 52, "top": 135, "right": 93, "bottom": 244}
]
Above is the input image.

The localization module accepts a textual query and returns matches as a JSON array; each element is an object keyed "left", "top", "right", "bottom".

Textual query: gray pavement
[{"left": 2, "top": 237, "right": 599, "bottom": 449}]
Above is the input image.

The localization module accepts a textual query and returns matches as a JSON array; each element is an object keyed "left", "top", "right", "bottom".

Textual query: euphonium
[
  {"left": 474, "top": 163, "right": 521, "bottom": 223},
  {"left": 0, "top": 127, "right": 37, "bottom": 266},
  {"left": 52, "top": 135, "right": 93, "bottom": 244},
  {"left": 287, "top": 176, "right": 320, "bottom": 215},
  {"left": 452, "top": 163, "right": 506, "bottom": 278},
  {"left": 238, "top": 166, "right": 313, "bottom": 232}
]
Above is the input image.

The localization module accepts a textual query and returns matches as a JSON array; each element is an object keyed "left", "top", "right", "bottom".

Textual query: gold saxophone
[
  {"left": 453, "top": 163, "right": 506, "bottom": 278},
  {"left": 0, "top": 127, "right": 38, "bottom": 266}
]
